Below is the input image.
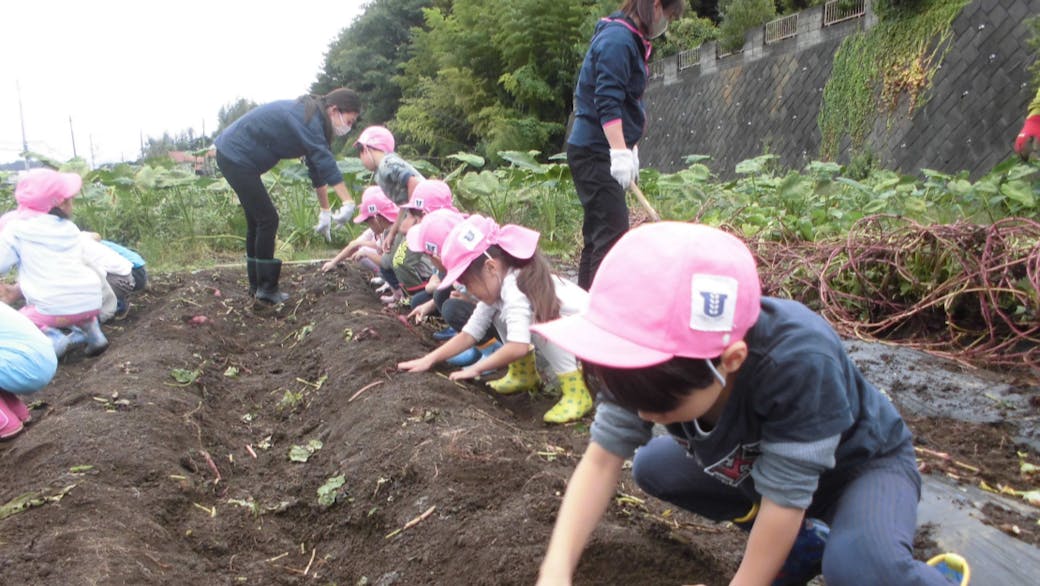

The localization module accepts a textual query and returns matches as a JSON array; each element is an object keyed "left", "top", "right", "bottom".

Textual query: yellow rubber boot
[
  {"left": 487, "top": 352, "right": 539, "bottom": 395},
  {"left": 543, "top": 370, "right": 593, "bottom": 424}
]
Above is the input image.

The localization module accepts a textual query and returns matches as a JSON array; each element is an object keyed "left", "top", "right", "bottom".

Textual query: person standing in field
[
  {"left": 1014, "top": 87, "right": 1040, "bottom": 160},
  {"left": 568, "top": 0, "right": 684, "bottom": 290},
  {"left": 214, "top": 88, "right": 362, "bottom": 305}
]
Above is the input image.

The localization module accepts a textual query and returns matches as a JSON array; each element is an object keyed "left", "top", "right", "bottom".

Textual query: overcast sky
[{"left": 0, "top": 1, "right": 367, "bottom": 166}]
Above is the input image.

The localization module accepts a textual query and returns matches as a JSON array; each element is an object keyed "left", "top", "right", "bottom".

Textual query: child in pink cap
[
  {"left": 398, "top": 214, "right": 593, "bottom": 424},
  {"left": 0, "top": 169, "right": 109, "bottom": 358},
  {"left": 321, "top": 186, "right": 394, "bottom": 280},
  {"left": 354, "top": 125, "right": 424, "bottom": 256},
  {"left": 529, "top": 222, "right": 969, "bottom": 586}
]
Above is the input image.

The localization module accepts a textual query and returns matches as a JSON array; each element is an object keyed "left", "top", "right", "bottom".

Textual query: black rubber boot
[
  {"left": 254, "top": 258, "right": 289, "bottom": 305},
  {"left": 246, "top": 257, "right": 258, "bottom": 296}
]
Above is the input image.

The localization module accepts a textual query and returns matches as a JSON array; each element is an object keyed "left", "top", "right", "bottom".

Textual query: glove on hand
[
  {"left": 314, "top": 209, "right": 333, "bottom": 242},
  {"left": 332, "top": 202, "right": 357, "bottom": 227},
  {"left": 1014, "top": 115, "right": 1040, "bottom": 160},
  {"left": 609, "top": 148, "right": 636, "bottom": 189},
  {"left": 632, "top": 145, "right": 640, "bottom": 185}
]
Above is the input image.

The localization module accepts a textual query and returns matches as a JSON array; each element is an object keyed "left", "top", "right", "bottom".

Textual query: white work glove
[
  {"left": 632, "top": 145, "right": 640, "bottom": 185},
  {"left": 332, "top": 202, "right": 356, "bottom": 227},
  {"left": 609, "top": 148, "right": 636, "bottom": 189},
  {"left": 314, "top": 209, "right": 333, "bottom": 242}
]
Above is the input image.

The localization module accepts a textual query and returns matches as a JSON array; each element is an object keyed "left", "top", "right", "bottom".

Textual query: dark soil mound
[{"left": 1, "top": 264, "right": 1037, "bottom": 584}]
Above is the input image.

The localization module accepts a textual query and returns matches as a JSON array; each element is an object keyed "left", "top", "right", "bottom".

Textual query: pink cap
[
  {"left": 353, "top": 185, "right": 399, "bottom": 223},
  {"left": 353, "top": 125, "right": 395, "bottom": 153},
  {"left": 401, "top": 179, "right": 458, "bottom": 214},
  {"left": 406, "top": 208, "right": 466, "bottom": 257},
  {"left": 437, "top": 215, "right": 540, "bottom": 290},
  {"left": 15, "top": 169, "right": 83, "bottom": 212},
  {"left": 531, "top": 223, "right": 762, "bottom": 367}
]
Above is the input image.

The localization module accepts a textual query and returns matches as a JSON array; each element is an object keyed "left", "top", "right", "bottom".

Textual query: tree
[
  {"left": 395, "top": 0, "right": 587, "bottom": 160},
  {"left": 717, "top": 0, "right": 776, "bottom": 53},
  {"left": 215, "top": 98, "right": 258, "bottom": 137},
  {"left": 312, "top": 0, "right": 432, "bottom": 126}
]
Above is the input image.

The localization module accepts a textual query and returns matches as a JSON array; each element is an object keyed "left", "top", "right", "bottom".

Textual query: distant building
[{"left": 168, "top": 150, "right": 215, "bottom": 176}]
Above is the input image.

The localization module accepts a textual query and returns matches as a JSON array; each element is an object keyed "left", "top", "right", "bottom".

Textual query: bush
[{"left": 717, "top": 0, "right": 776, "bottom": 54}]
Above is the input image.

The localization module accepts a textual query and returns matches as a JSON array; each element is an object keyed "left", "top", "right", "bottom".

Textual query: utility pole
[
  {"left": 69, "top": 115, "right": 78, "bottom": 159},
  {"left": 16, "top": 80, "right": 29, "bottom": 170},
  {"left": 89, "top": 134, "right": 96, "bottom": 169}
]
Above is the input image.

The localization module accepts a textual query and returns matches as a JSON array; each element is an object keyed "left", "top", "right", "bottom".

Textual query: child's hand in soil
[
  {"left": 398, "top": 356, "right": 435, "bottom": 372},
  {"left": 449, "top": 366, "right": 481, "bottom": 381}
]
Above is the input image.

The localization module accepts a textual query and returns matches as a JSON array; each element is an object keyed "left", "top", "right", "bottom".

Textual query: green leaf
[
  {"left": 317, "top": 475, "right": 346, "bottom": 507},
  {"left": 170, "top": 368, "right": 200, "bottom": 384},
  {"left": 1001, "top": 180, "right": 1036, "bottom": 208},
  {"left": 289, "top": 445, "right": 313, "bottom": 463},
  {"left": 447, "top": 152, "right": 486, "bottom": 168}
]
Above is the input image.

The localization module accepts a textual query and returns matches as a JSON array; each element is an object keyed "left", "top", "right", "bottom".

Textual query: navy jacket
[
  {"left": 567, "top": 12, "right": 650, "bottom": 150},
  {"left": 214, "top": 98, "right": 343, "bottom": 188}
]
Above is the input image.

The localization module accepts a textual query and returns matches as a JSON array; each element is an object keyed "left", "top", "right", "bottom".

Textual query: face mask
[
  {"left": 333, "top": 112, "right": 352, "bottom": 137},
  {"left": 648, "top": 14, "right": 669, "bottom": 39}
]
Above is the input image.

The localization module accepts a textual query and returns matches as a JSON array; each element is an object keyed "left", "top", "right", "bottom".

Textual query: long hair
[
  {"left": 300, "top": 87, "right": 361, "bottom": 145},
  {"left": 619, "top": 0, "right": 686, "bottom": 35},
  {"left": 582, "top": 356, "right": 720, "bottom": 413},
  {"left": 463, "top": 245, "right": 561, "bottom": 323}
]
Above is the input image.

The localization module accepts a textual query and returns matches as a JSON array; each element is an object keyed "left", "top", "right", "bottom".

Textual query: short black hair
[{"left": 582, "top": 356, "right": 720, "bottom": 413}]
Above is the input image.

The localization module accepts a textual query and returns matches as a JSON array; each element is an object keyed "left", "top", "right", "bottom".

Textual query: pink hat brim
[
  {"left": 437, "top": 250, "right": 478, "bottom": 290},
  {"left": 530, "top": 314, "right": 674, "bottom": 369}
]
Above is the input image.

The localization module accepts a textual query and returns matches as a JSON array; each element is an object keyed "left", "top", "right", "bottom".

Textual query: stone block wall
[{"left": 640, "top": 0, "right": 1040, "bottom": 180}]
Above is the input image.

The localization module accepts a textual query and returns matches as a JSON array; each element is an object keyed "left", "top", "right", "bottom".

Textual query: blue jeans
[{"left": 632, "top": 437, "right": 953, "bottom": 585}]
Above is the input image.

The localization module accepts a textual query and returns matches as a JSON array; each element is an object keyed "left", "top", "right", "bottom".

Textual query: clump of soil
[{"left": 1, "top": 264, "right": 1037, "bottom": 584}]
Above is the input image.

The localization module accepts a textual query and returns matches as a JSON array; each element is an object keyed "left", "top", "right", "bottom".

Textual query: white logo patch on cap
[
  {"left": 690, "top": 274, "right": 737, "bottom": 332},
  {"left": 457, "top": 226, "right": 485, "bottom": 251}
]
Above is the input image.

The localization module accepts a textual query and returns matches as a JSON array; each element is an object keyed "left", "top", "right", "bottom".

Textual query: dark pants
[
  {"left": 217, "top": 151, "right": 279, "bottom": 260},
  {"left": 567, "top": 144, "right": 629, "bottom": 290},
  {"left": 131, "top": 266, "right": 148, "bottom": 291},
  {"left": 632, "top": 438, "right": 951, "bottom": 585},
  {"left": 434, "top": 287, "right": 494, "bottom": 345}
]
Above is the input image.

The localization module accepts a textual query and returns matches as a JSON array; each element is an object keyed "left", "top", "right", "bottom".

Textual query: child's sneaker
[
  {"left": 369, "top": 276, "right": 385, "bottom": 287},
  {"left": 374, "top": 282, "right": 391, "bottom": 294},
  {"left": 927, "top": 553, "right": 970, "bottom": 585},
  {"left": 446, "top": 347, "right": 480, "bottom": 367},
  {"left": 772, "top": 518, "right": 829, "bottom": 586}
]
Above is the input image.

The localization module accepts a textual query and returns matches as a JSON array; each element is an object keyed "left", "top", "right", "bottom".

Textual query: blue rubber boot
[
  {"left": 44, "top": 327, "right": 84, "bottom": 358},
  {"left": 80, "top": 317, "right": 109, "bottom": 357},
  {"left": 432, "top": 326, "right": 457, "bottom": 341},
  {"left": 772, "top": 518, "right": 829, "bottom": 586},
  {"left": 446, "top": 347, "right": 479, "bottom": 367}
]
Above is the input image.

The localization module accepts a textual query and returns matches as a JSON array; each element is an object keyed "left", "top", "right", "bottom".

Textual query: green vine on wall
[{"left": 818, "top": 0, "right": 969, "bottom": 160}]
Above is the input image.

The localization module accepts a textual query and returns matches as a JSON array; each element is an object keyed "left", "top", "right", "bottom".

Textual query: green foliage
[
  {"left": 717, "top": 0, "right": 776, "bottom": 54},
  {"left": 818, "top": 0, "right": 969, "bottom": 159},
  {"left": 1027, "top": 15, "right": 1040, "bottom": 89},
  {"left": 394, "top": 0, "right": 586, "bottom": 160},
  {"left": 313, "top": 0, "right": 432, "bottom": 126},
  {"left": 216, "top": 98, "right": 258, "bottom": 137},
  {"left": 653, "top": 14, "right": 720, "bottom": 58}
]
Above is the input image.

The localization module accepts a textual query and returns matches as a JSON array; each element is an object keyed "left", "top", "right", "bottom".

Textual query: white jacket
[{"left": 0, "top": 215, "right": 103, "bottom": 316}]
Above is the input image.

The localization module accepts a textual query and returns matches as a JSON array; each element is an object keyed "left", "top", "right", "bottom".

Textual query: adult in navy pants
[
  {"left": 566, "top": 0, "right": 684, "bottom": 289},
  {"left": 215, "top": 88, "right": 361, "bottom": 304}
]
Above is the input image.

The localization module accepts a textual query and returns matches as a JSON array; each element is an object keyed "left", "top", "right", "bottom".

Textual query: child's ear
[{"left": 720, "top": 341, "right": 748, "bottom": 375}]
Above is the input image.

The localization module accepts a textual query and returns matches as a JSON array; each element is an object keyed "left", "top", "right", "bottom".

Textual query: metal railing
[
  {"left": 677, "top": 48, "right": 699, "bottom": 72},
  {"left": 823, "top": 0, "right": 865, "bottom": 26},
  {"left": 765, "top": 13, "right": 799, "bottom": 44}
]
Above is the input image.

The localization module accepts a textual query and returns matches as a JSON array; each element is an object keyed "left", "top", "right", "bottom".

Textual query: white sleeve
[
  {"left": 461, "top": 300, "right": 496, "bottom": 340},
  {"left": 496, "top": 273, "right": 534, "bottom": 345}
]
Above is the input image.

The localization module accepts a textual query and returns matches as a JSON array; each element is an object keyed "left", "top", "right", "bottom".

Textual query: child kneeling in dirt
[
  {"left": 0, "top": 303, "right": 58, "bottom": 439},
  {"left": 528, "top": 222, "right": 970, "bottom": 586},
  {"left": 398, "top": 214, "right": 594, "bottom": 424},
  {"left": 0, "top": 169, "right": 109, "bottom": 358}
]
